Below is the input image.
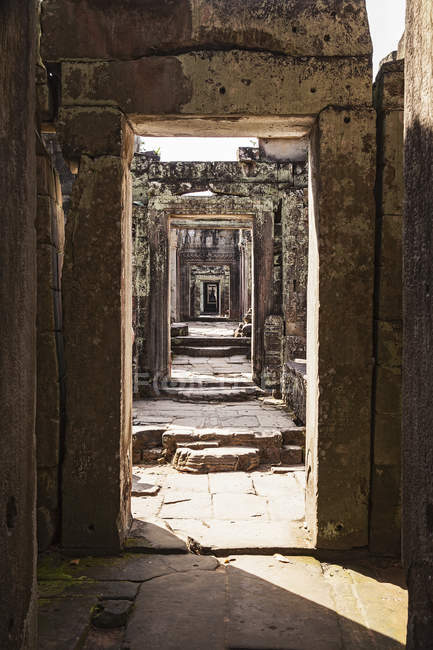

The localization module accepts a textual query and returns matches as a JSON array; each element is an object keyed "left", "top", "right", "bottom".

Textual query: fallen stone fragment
[
  {"left": 173, "top": 446, "right": 260, "bottom": 473},
  {"left": 131, "top": 475, "right": 160, "bottom": 496},
  {"left": 91, "top": 599, "right": 133, "bottom": 629},
  {"left": 271, "top": 465, "right": 304, "bottom": 474}
]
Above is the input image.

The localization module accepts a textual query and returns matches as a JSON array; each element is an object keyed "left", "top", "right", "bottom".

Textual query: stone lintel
[{"left": 60, "top": 52, "right": 372, "bottom": 122}]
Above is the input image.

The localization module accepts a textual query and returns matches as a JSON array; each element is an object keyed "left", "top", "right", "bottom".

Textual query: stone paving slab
[
  {"left": 124, "top": 570, "right": 226, "bottom": 650},
  {"left": 212, "top": 492, "right": 268, "bottom": 520},
  {"left": 38, "top": 551, "right": 407, "bottom": 650}
]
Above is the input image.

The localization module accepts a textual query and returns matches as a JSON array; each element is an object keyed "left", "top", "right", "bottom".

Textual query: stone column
[
  {"left": 169, "top": 228, "right": 178, "bottom": 322},
  {"left": 58, "top": 107, "right": 134, "bottom": 552},
  {"left": 0, "top": 1, "right": 38, "bottom": 645},
  {"left": 306, "top": 107, "right": 376, "bottom": 549},
  {"left": 404, "top": 0, "right": 433, "bottom": 645},
  {"left": 370, "top": 58, "right": 404, "bottom": 556}
]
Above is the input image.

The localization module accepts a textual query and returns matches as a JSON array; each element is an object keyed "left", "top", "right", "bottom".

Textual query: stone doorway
[
  {"left": 203, "top": 281, "right": 219, "bottom": 314},
  {"left": 41, "top": 0, "right": 377, "bottom": 555}
]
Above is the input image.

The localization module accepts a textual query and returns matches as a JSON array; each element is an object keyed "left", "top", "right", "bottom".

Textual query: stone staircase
[
  {"left": 171, "top": 335, "right": 251, "bottom": 358},
  {"left": 132, "top": 424, "right": 305, "bottom": 473}
]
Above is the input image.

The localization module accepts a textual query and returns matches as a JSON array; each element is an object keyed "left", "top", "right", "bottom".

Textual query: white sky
[{"left": 141, "top": 0, "right": 406, "bottom": 162}]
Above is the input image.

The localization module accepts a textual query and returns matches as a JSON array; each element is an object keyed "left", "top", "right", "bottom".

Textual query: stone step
[
  {"left": 172, "top": 345, "right": 249, "bottom": 358},
  {"left": 281, "top": 444, "right": 304, "bottom": 465},
  {"left": 134, "top": 447, "right": 165, "bottom": 465},
  {"left": 172, "top": 446, "right": 260, "bottom": 473},
  {"left": 281, "top": 426, "right": 306, "bottom": 447},
  {"left": 159, "top": 386, "right": 264, "bottom": 402},
  {"left": 163, "top": 428, "right": 282, "bottom": 464},
  {"left": 171, "top": 323, "right": 189, "bottom": 337},
  {"left": 166, "top": 378, "right": 255, "bottom": 389},
  {"left": 172, "top": 336, "right": 250, "bottom": 348}
]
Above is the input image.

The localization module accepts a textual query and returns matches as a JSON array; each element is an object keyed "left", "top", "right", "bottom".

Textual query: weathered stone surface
[
  {"left": 171, "top": 323, "right": 188, "bottom": 337},
  {"left": 306, "top": 107, "right": 376, "bottom": 550},
  {"left": 126, "top": 520, "right": 188, "bottom": 554},
  {"left": 57, "top": 107, "right": 134, "bottom": 161},
  {"left": 173, "top": 447, "right": 260, "bottom": 473},
  {"left": 404, "top": 1, "right": 433, "bottom": 644},
  {"left": 91, "top": 600, "right": 133, "bottom": 629},
  {"left": 125, "top": 569, "right": 226, "bottom": 650},
  {"left": 59, "top": 53, "right": 372, "bottom": 123},
  {"left": 281, "top": 445, "right": 303, "bottom": 465},
  {"left": 0, "top": 1, "right": 38, "bottom": 646},
  {"left": 61, "top": 127, "right": 134, "bottom": 552},
  {"left": 283, "top": 360, "right": 307, "bottom": 424},
  {"left": 282, "top": 426, "right": 306, "bottom": 446},
  {"left": 41, "top": 0, "right": 372, "bottom": 61},
  {"left": 163, "top": 428, "right": 282, "bottom": 458},
  {"left": 133, "top": 425, "right": 166, "bottom": 449}
]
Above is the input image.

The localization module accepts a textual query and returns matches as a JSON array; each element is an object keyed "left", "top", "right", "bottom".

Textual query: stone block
[
  {"left": 281, "top": 445, "right": 304, "bottom": 465},
  {"left": 37, "top": 153, "right": 57, "bottom": 198},
  {"left": 281, "top": 426, "right": 306, "bottom": 446},
  {"left": 376, "top": 214, "right": 402, "bottom": 321},
  {"left": 37, "top": 467, "right": 59, "bottom": 511},
  {"left": 375, "top": 366, "right": 402, "bottom": 416},
  {"left": 133, "top": 426, "right": 166, "bottom": 450},
  {"left": 36, "top": 195, "right": 57, "bottom": 245},
  {"left": 36, "top": 332, "right": 61, "bottom": 467},
  {"left": 375, "top": 320, "right": 402, "bottom": 368},
  {"left": 171, "top": 323, "right": 189, "bottom": 337},
  {"left": 60, "top": 53, "right": 371, "bottom": 121},
  {"left": 37, "top": 506, "right": 58, "bottom": 552},
  {"left": 373, "top": 411, "right": 402, "bottom": 467},
  {"left": 369, "top": 464, "right": 401, "bottom": 556},
  {"left": 92, "top": 600, "right": 133, "bottom": 629},
  {"left": 374, "top": 60, "right": 404, "bottom": 110},
  {"left": 37, "top": 244, "right": 57, "bottom": 332},
  {"left": 173, "top": 446, "right": 260, "bottom": 473},
  {"left": 380, "top": 111, "right": 404, "bottom": 215},
  {"left": 58, "top": 108, "right": 134, "bottom": 161},
  {"left": 41, "top": 0, "right": 371, "bottom": 61}
]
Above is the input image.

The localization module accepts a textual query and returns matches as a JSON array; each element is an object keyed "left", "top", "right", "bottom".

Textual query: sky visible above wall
[{"left": 141, "top": 0, "right": 406, "bottom": 162}]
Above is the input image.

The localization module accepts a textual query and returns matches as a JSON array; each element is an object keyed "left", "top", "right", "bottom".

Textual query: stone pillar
[
  {"left": 36, "top": 137, "right": 65, "bottom": 551},
  {"left": 370, "top": 58, "right": 404, "bottom": 556},
  {"left": 306, "top": 107, "right": 376, "bottom": 549},
  {"left": 404, "top": 0, "right": 433, "bottom": 645},
  {"left": 169, "top": 228, "right": 178, "bottom": 322},
  {"left": 58, "top": 107, "right": 134, "bottom": 552},
  {"left": 0, "top": 0, "right": 38, "bottom": 646}
]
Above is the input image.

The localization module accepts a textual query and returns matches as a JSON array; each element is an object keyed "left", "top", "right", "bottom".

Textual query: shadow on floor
[{"left": 37, "top": 542, "right": 407, "bottom": 649}]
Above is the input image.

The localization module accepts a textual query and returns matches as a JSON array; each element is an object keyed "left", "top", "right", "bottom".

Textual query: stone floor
[
  {"left": 132, "top": 465, "right": 308, "bottom": 553},
  {"left": 38, "top": 549, "right": 408, "bottom": 649},
  {"left": 187, "top": 320, "right": 240, "bottom": 337},
  {"left": 133, "top": 398, "right": 304, "bottom": 551},
  {"left": 171, "top": 320, "right": 252, "bottom": 383},
  {"left": 133, "top": 398, "right": 293, "bottom": 431}
]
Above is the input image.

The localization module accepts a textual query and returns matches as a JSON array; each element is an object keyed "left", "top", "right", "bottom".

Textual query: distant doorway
[{"left": 203, "top": 281, "right": 220, "bottom": 315}]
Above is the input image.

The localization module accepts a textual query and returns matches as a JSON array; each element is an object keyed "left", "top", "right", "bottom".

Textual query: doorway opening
[
  {"left": 132, "top": 136, "right": 309, "bottom": 552},
  {"left": 168, "top": 221, "right": 254, "bottom": 388}
]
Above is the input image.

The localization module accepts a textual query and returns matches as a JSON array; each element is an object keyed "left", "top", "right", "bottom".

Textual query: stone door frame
[
  {"left": 152, "top": 196, "right": 274, "bottom": 387},
  {"left": 52, "top": 14, "right": 376, "bottom": 550}
]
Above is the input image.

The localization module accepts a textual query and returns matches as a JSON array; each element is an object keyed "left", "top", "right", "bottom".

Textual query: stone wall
[
  {"left": 0, "top": 1, "right": 38, "bottom": 646},
  {"left": 36, "top": 138, "right": 65, "bottom": 551},
  {"left": 403, "top": 0, "right": 433, "bottom": 645},
  {"left": 371, "top": 57, "right": 404, "bottom": 556}
]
